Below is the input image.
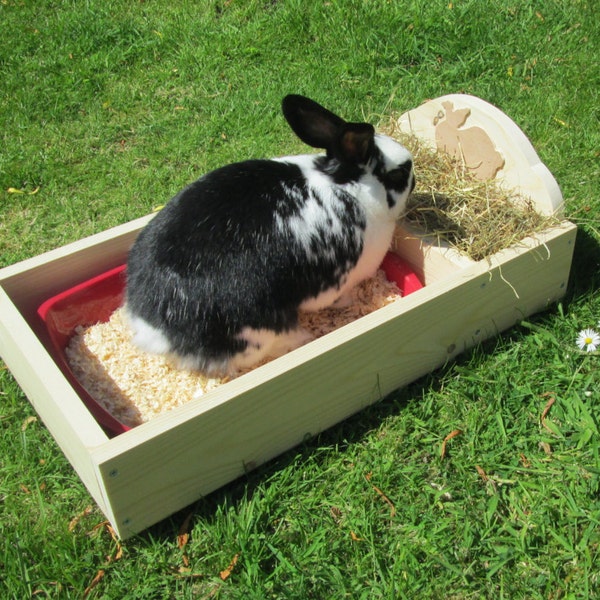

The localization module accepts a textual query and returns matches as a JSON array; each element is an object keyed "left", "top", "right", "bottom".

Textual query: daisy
[{"left": 576, "top": 328, "right": 600, "bottom": 352}]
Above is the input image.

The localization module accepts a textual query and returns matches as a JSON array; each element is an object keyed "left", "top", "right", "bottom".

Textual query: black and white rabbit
[{"left": 125, "top": 94, "right": 415, "bottom": 374}]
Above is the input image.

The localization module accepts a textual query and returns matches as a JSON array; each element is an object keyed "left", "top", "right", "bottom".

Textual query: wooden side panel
[
  {"left": 0, "top": 216, "right": 153, "bottom": 516},
  {"left": 393, "top": 224, "right": 475, "bottom": 285},
  {"left": 92, "top": 223, "right": 576, "bottom": 538},
  {"left": 0, "top": 215, "right": 152, "bottom": 325},
  {"left": 0, "top": 287, "right": 109, "bottom": 509}
]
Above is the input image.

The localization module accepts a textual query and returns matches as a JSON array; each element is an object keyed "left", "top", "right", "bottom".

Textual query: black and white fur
[{"left": 126, "top": 95, "right": 415, "bottom": 374}]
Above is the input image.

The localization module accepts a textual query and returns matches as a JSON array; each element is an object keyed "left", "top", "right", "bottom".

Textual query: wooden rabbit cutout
[{"left": 435, "top": 101, "right": 505, "bottom": 180}]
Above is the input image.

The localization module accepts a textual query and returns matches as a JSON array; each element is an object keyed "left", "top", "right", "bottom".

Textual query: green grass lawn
[{"left": 1, "top": 0, "right": 599, "bottom": 598}]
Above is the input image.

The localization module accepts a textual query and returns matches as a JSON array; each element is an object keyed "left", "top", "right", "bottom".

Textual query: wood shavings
[
  {"left": 298, "top": 268, "right": 402, "bottom": 336},
  {"left": 65, "top": 270, "right": 402, "bottom": 428}
]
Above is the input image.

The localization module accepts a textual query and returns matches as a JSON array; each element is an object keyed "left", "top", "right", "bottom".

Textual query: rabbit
[{"left": 125, "top": 94, "right": 415, "bottom": 375}]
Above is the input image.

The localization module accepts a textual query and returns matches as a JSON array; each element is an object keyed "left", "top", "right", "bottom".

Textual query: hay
[{"left": 382, "top": 119, "right": 559, "bottom": 261}]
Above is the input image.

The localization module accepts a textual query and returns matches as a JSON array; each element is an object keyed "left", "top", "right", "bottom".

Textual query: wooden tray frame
[{"left": 0, "top": 95, "right": 576, "bottom": 538}]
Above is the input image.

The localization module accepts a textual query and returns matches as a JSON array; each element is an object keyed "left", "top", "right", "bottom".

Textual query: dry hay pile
[{"left": 383, "top": 121, "right": 559, "bottom": 261}]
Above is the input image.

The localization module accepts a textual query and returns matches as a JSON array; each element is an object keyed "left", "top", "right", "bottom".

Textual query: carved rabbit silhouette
[{"left": 435, "top": 101, "right": 505, "bottom": 180}]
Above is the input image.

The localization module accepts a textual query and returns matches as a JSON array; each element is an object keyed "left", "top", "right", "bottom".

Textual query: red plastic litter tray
[{"left": 36, "top": 253, "right": 423, "bottom": 436}]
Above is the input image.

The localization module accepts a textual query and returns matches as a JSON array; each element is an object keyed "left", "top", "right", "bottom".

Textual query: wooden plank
[
  {"left": 393, "top": 223, "right": 475, "bottom": 285},
  {"left": 0, "top": 216, "right": 153, "bottom": 515},
  {"left": 90, "top": 222, "right": 575, "bottom": 538},
  {"left": 0, "top": 287, "right": 109, "bottom": 511}
]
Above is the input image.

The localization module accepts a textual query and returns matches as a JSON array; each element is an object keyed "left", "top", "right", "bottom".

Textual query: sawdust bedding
[{"left": 65, "top": 269, "right": 402, "bottom": 428}]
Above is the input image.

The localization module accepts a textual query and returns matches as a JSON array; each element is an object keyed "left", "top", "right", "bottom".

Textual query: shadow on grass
[
  {"left": 141, "top": 224, "right": 600, "bottom": 542},
  {"left": 562, "top": 225, "right": 600, "bottom": 305}
]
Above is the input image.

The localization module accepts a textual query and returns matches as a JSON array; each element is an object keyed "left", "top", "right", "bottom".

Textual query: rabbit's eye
[{"left": 385, "top": 160, "right": 413, "bottom": 192}]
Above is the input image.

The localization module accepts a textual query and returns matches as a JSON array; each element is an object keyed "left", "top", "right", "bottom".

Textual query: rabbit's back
[{"left": 126, "top": 156, "right": 369, "bottom": 372}]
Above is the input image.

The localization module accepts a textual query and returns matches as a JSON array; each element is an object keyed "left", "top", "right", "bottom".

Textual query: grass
[{"left": 1, "top": 0, "right": 599, "bottom": 597}]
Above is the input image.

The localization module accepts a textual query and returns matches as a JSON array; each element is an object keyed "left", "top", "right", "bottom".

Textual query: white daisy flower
[{"left": 576, "top": 328, "right": 600, "bottom": 352}]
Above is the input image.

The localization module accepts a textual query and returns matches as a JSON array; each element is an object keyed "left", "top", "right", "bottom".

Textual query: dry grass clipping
[{"left": 382, "top": 119, "right": 559, "bottom": 261}]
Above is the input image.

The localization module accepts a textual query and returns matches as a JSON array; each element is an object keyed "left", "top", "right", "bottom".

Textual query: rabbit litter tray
[
  {"left": 0, "top": 95, "right": 576, "bottom": 538},
  {"left": 36, "top": 254, "right": 423, "bottom": 435}
]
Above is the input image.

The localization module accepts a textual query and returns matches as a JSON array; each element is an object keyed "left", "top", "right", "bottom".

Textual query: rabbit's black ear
[
  {"left": 336, "top": 123, "right": 375, "bottom": 164},
  {"left": 282, "top": 95, "right": 346, "bottom": 150}
]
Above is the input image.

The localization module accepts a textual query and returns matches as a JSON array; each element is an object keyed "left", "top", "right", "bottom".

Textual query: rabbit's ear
[
  {"left": 336, "top": 123, "right": 375, "bottom": 164},
  {"left": 282, "top": 95, "right": 346, "bottom": 149}
]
